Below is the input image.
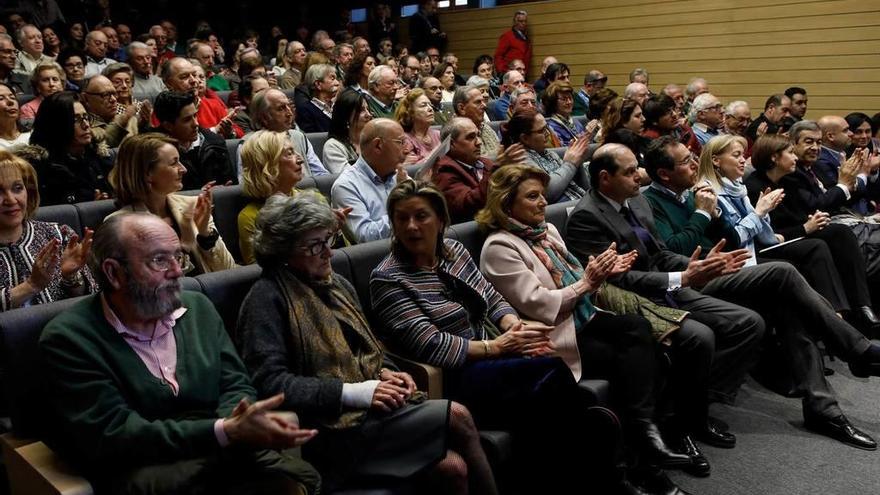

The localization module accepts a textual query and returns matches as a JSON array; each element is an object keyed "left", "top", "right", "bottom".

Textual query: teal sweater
[
  {"left": 642, "top": 186, "right": 738, "bottom": 257},
  {"left": 39, "top": 291, "right": 255, "bottom": 470}
]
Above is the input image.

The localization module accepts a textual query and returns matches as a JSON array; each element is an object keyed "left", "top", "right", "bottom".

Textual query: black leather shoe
[
  {"left": 673, "top": 434, "right": 711, "bottom": 477},
  {"left": 634, "top": 422, "right": 693, "bottom": 468},
  {"left": 613, "top": 479, "right": 650, "bottom": 495},
  {"left": 848, "top": 306, "right": 880, "bottom": 337},
  {"left": 630, "top": 465, "right": 694, "bottom": 495},
  {"left": 693, "top": 421, "right": 736, "bottom": 448},
  {"left": 804, "top": 414, "right": 877, "bottom": 451}
]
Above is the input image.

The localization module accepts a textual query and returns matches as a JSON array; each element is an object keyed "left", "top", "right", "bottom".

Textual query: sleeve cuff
[
  {"left": 694, "top": 209, "right": 711, "bottom": 220},
  {"left": 668, "top": 272, "right": 683, "bottom": 291},
  {"left": 835, "top": 183, "right": 852, "bottom": 199},
  {"left": 215, "top": 418, "right": 230, "bottom": 447},
  {"left": 341, "top": 380, "right": 380, "bottom": 409}
]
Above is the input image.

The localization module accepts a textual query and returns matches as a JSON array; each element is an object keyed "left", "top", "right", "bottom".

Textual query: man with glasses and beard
[{"left": 39, "top": 212, "right": 321, "bottom": 494}]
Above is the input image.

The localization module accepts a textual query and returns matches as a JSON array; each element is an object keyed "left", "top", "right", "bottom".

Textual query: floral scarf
[{"left": 506, "top": 217, "right": 595, "bottom": 329}]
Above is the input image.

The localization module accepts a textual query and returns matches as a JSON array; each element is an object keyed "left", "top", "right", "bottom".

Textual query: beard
[{"left": 127, "top": 277, "right": 183, "bottom": 320}]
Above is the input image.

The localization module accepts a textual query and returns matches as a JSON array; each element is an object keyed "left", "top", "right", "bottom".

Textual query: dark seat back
[
  {"left": 74, "top": 199, "right": 117, "bottom": 232},
  {"left": 211, "top": 185, "right": 249, "bottom": 263},
  {"left": 545, "top": 200, "right": 577, "bottom": 233},
  {"left": 196, "top": 264, "right": 263, "bottom": 339},
  {"left": 311, "top": 173, "right": 339, "bottom": 198},
  {"left": 306, "top": 132, "right": 329, "bottom": 159},
  {"left": 447, "top": 221, "right": 487, "bottom": 262},
  {"left": 226, "top": 139, "right": 242, "bottom": 175},
  {"left": 338, "top": 239, "right": 392, "bottom": 317},
  {"left": 34, "top": 204, "right": 82, "bottom": 236}
]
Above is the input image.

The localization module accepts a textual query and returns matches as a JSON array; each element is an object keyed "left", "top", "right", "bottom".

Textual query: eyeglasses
[
  {"left": 530, "top": 125, "right": 548, "bottom": 135},
  {"left": 0, "top": 48, "right": 18, "bottom": 56},
  {"left": 72, "top": 114, "right": 90, "bottom": 126},
  {"left": 386, "top": 136, "right": 410, "bottom": 148},
  {"left": 676, "top": 153, "right": 698, "bottom": 167},
  {"left": 64, "top": 61, "right": 84, "bottom": 69},
  {"left": 298, "top": 231, "right": 340, "bottom": 256},
  {"left": 113, "top": 252, "right": 190, "bottom": 272},
  {"left": 85, "top": 90, "right": 118, "bottom": 100}
]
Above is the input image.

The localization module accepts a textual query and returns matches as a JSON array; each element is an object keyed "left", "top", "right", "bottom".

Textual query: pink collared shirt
[{"left": 100, "top": 295, "right": 231, "bottom": 446}]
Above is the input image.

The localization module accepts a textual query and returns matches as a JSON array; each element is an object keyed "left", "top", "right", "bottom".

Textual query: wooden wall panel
[{"left": 438, "top": 0, "right": 880, "bottom": 118}]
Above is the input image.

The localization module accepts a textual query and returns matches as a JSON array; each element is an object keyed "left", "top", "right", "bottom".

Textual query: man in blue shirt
[{"left": 331, "top": 119, "right": 410, "bottom": 243}]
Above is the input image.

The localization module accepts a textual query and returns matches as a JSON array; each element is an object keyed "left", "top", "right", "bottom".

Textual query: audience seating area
[{"left": 1, "top": 199, "right": 598, "bottom": 495}]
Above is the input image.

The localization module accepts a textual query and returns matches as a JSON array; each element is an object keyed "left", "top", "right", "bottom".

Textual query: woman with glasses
[
  {"left": 501, "top": 109, "right": 589, "bottom": 203},
  {"left": 0, "top": 149, "right": 96, "bottom": 311},
  {"left": 107, "top": 133, "right": 237, "bottom": 275},
  {"left": 0, "top": 83, "right": 30, "bottom": 150},
  {"left": 29, "top": 91, "right": 114, "bottom": 204},
  {"left": 236, "top": 192, "right": 499, "bottom": 495},
  {"left": 19, "top": 61, "right": 66, "bottom": 121},
  {"left": 542, "top": 81, "right": 591, "bottom": 147}
]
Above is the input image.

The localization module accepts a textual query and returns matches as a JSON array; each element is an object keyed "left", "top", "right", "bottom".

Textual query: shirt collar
[
  {"left": 355, "top": 156, "right": 394, "bottom": 185},
  {"left": 310, "top": 97, "right": 333, "bottom": 115},
  {"left": 101, "top": 293, "right": 187, "bottom": 341},
  {"left": 650, "top": 181, "right": 688, "bottom": 204},
  {"left": 366, "top": 91, "right": 393, "bottom": 111},
  {"left": 185, "top": 130, "right": 204, "bottom": 152},
  {"left": 693, "top": 122, "right": 717, "bottom": 133},
  {"left": 597, "top": 190, "right": 627, "bottom": 212}
]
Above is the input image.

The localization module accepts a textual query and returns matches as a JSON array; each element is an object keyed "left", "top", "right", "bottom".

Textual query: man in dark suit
[
  {"left": 565, "top": 143, "right": 763, "bottom": 455},
  {"left": 814, "top": 116, "right": 880, "bottom": 209},
  {"left": 409, "top": 0, "right": 447, "bottom": 54},
  {"left": 567, "top": 143, "right": 880, "bottom": 451},
  {"left": 745, "top": 93, "right": 791, "bottom": 143},
  {"left": 295, "top": 63, "right": 337, "bottom": 133}
]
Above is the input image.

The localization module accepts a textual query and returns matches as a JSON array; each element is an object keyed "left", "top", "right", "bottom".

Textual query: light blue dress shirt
[{"left": 330, "top": 156, "right": 397, "bottom": 243}]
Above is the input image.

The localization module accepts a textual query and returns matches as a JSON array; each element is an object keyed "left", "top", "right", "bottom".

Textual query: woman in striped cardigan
[{"left": 369, "top": 179, "right": 628, "bottom": 493}]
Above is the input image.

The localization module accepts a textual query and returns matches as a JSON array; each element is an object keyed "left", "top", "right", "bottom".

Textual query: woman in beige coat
[
  {"left": 108, "top": 133, "right": 237, "bottom": 274},
  {"left": 476, "top": 165, "right": 703, "bottom": 478}
]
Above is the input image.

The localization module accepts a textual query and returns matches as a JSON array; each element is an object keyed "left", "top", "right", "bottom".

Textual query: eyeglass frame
[
  {"left": 111, "top": 251, "right": 191, "bottom": 273},
  {"left": 297, "top": 231, "right": 340, "bottom": 256}
]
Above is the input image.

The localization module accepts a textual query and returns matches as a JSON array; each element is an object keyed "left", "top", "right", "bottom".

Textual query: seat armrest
[
  {"left": 1, "top": 434, "right": 93, "bottom": 495},
  {"left": 386, "top": 352, "right": 444, "bottom": 400}
]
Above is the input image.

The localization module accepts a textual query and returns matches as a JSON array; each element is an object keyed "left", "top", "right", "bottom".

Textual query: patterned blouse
[
  {"left": 546, "top": 115, "right": 585, "bottom": 147},
  {"left": 370, "top": 239, "right": 517, "bottom": 369},
  {"left": 0, "top": 220, "right": 97, "bottom": 311}
]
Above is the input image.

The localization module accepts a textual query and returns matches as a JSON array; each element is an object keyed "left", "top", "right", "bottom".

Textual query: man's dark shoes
[
  {"left": 848, "top": 306, "right": 880, "bottom": 338},
  {"left": 693, "top": 420, "right": 736, "bottom": 448},
  {"left": 669, "top": 434, "right": 711, "bottom": 477},
  {"left": 848, "top": 344, "right": 880, "bottom": 378},
  {"left": 804, "top": 414, "right": 877, "bottom": 451},
  {"left": 634, "top": 422, "right": 692, "bottom": 468}
]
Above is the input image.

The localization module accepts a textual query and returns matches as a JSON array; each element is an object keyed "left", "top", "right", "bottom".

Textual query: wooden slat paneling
[{"left": 439, "top": 0, "right": 880, "bottom": 118}]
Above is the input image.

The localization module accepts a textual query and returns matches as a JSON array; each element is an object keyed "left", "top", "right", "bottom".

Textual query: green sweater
[
  {"left": 642, "top": 186, "right": 737, "bottom": 257},
  {"left": 39, "top": 291, "right": 255, "bottom": 470}
]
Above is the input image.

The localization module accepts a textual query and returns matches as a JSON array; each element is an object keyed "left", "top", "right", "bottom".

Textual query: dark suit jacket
[
  {"left": 564, "top": 190, "right": 690, "bottom": 297},
  {"left": 813, "top": 146, "right": 843, "bottom": 188},
  {"left": 432, "top": 155, "right": 497, "bottom": 224},
  {"left": 743, "top": 170, "right": 809, "bottom": 241},
  {"left": 295, "top": 99, "right": 332, "bottom": 133}
]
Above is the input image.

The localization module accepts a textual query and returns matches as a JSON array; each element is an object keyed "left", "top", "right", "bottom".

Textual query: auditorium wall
[{"left": 431, "top": 0, "right": 880, "bottom": 118}]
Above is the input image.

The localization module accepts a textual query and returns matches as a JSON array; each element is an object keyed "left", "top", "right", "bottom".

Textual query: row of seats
[
  {"left": 0, "top": 198, "right": 600, "bottom": 495},
  {"left": 34, "top": 147, "right": 574, "bottom": 263}
]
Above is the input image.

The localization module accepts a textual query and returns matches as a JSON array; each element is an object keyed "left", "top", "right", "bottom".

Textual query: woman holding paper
[{"left": 698, "top": 134, "right": 876, "bottom": 325}]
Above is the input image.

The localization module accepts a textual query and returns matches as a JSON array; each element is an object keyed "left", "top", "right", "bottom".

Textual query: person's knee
[
  {"left": 449, "top": 401, "right": 479, "bottom": 439},
  {"left": 677, "top": 319, "right": 715, "bottom": 355},
  {"left": 433, "top": 450, "right": 469, "bottom": 489},
  {"left": 619, "top": 314, "right": 654, "bottom": 347}
]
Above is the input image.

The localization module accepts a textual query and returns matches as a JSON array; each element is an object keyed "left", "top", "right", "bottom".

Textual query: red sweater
[{"left": 494, "top": 29, "right": 531, "bottom": 75}]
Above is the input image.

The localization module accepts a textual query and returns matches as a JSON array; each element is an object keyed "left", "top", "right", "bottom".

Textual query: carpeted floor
[{"left": 669, "top": 358, "right": 880, "bottom": 495}]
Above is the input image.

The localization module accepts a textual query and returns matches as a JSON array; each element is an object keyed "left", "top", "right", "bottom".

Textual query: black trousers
[
  {"left": 702, "top": 261, "right": 872, "bottom": 420},
  {"left": 761, "top": 236, "right": 850, "bottom": 312},
  {"left": 811, "top": 223, "right": 872, "bottom": 309},
  {"left": 578, "top": 312, "right": 656, "bottom": 424}
]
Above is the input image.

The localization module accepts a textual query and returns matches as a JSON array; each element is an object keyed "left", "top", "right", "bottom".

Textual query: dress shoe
[
  {"left": 668, "top": 433, "right": 711, "bottom": 477},
  {"left": 612, "top": 479, "right": 650, "bottom": 495},
  {"left": 848, "top": 344, "right": 880, "bottom": 378},
  {"left": 633, "top": 422, "right": 693, "bottom": 469},
  {"left": 804, "top": 414, "right": 877, "bottom": 451},
  {"left": 630, "top": 465, "right": 694, "bottom": 495},
  {"left": 848, "top": 306, "right": 880, "bottom": 337},
  {"left": 707, "top": 416, "right": 728, "bottom": 432},
  {"left": 693, "top": 421, "right": 736, "bottom": 448}
]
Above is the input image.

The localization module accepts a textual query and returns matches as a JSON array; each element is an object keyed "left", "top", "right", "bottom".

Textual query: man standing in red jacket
[{"left": 494, "top": 10, "right": 531, "bottom": 77}]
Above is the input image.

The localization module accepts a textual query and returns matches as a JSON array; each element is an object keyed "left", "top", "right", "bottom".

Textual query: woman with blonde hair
[
  {"left": 0, "top": 149, "right": 96, "bottom": 311},
  {"left": 238, "top": 130, "right": 306, "bottom": 264},
  {"left": 394, "top": 88, "right": 440, "bottom": 164},
  {"left": 108, "top": 132, "right": 237, "bottom": 274},
  {"left": 701, "top": 134, "right": 874, "bottom": 320}
]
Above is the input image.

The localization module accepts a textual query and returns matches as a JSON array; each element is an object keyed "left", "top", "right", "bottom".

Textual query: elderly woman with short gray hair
[
  {"left": 236, "top": 192, "right": 498, "bottom": 494},
  {"left": 296, "top": 63, "right": 339, "bottom": 133}
]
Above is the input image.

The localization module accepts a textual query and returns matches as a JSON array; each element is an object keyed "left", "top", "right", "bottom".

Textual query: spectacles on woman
[{"left": 298, "top": 231, "right": 340, "bottom": 256}]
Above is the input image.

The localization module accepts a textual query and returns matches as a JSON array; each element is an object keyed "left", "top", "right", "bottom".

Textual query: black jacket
[{"left": 180, "top": 128, "right": 236, "bottom": 191}]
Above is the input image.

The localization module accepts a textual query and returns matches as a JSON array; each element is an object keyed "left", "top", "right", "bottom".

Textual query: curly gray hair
[{"left": 253, "top": 192, "right": 337, "bottom": 268}]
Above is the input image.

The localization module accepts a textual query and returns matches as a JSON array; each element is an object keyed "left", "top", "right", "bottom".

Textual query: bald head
[
  {"left": 817, "top": 115, "right": 851, "bottom": 150},
  {"left": 162, "top": 57, "right": 198, "bottom": 93},
  {"left": 85, "top": 30, "right": 109, "bottom": 59},
  {"left": 360, "top": 118, "right": 408, "bottom": 176}
]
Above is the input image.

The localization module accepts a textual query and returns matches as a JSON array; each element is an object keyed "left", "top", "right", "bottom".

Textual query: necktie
[{"left": 620, "top": 206, "right": 659, "bottom": 254}]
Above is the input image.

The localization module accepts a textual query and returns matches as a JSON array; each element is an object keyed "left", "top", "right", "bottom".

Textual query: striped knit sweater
[
  {"left": 0, "top": 220, "right": 97, "bottom": 311},
  {"left": 370, "top": 238, "right": 517, "bottom": 369}
]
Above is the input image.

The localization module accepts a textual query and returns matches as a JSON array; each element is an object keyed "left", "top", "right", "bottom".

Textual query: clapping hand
[
  {"left": 193, "top": 181, "right": 216, "bottom": 236},
  {"left": 497, "top": 143, "right": 526, "bottom": 166},
  {"left": 754, "top": 187, "right": 785, "bottom": 216},
  {"left": 224, "top": 394, "right": 318, "bottom": 449},
  {"left": 27, "top": 238, "right": 61, "bottom": 292},
  {"left": 60, "top": 228, "right": 93, "bottom": 280}
]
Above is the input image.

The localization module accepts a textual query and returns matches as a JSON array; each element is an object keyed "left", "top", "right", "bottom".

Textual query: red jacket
[
  {"left": 494, "top": 29, "right": 531, "bottom": 75},
  {"left": 433, "top": 154, "right": 498, "bottom": 224}
]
